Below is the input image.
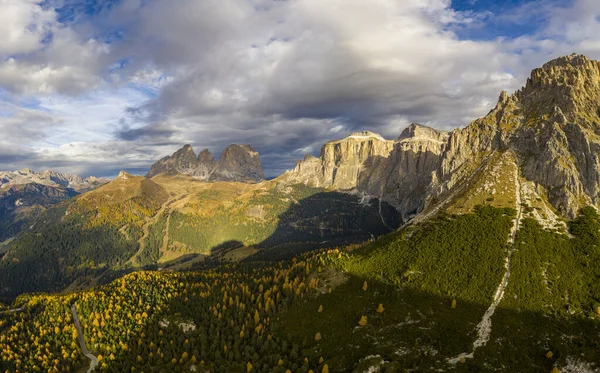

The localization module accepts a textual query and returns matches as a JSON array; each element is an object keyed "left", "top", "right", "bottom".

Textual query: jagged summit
[
  {"left": 198, "top": 148, "right": 216, "bottom": 163},
  {"left": 526, "top": 54, "right": 600, "bottom": 94},
  {"left": 147, "top": 143, "right": 265, "bottom": 183},
  {"left": 512, "top": 54, "right": 600, "bottom": 121},
  {"left": 541, "top": 53, "right": 592, "bottom": 70},
  {"left": 117, "top": 170, "right": 132, "bottom": 179},
  {"left": 399, "top": 123, "right": 447, "bottom": 142}
]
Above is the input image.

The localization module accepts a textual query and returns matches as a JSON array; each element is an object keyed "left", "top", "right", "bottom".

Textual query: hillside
[
  {"left": 1, "top": 204, "right": 598, "bottom": 372},
  {"left": 0, "top": 171, "right": 399, "bottom": 301},
  {"left": 0, "top": 170, "right": 108, "bottom": 243}
]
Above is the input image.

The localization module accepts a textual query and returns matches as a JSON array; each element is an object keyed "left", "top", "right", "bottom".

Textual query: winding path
[
  {"left": 447, "top": 152, "right": 524, "bottom": 364},
  {"left": 0, "top": 307, "right": 23, "bottom": 314},
  {"left": 378, "top": 196, "right": 394, "bottom": 231},
  {"left": 159, "top": 210, "right": 172, "bottom": 254},
  {"left": 127, "top": 196, "right": 182, "bottom": 266},
  {"left": 71, "top": 305, "right": 98, "bottom": 373}
]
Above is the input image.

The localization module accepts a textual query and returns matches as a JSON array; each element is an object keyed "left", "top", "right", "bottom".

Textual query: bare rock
[{"left": 146, "top": 144, "right": 265, "bottom": 183}]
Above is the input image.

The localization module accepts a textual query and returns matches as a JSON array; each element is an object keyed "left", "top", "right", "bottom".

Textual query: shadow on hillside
[
  {"left": 243, "top": 191, "right": 401, "bottom": 262},
  {"left": 0, "top": 182, "right": 402, "bottom": 302},
  {"left": 99, "top": 269, "right": 600, "bottom": 373},
  {"left": 277, "top": 273, "right": 600, "bottom": 372}
]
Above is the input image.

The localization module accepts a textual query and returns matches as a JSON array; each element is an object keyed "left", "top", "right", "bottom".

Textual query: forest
[{"left": 1, "top": 205, "right": 599, "bottom": 372}]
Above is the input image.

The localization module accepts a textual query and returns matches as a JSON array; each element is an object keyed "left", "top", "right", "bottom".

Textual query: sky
[{"left": 1, "top": 0, "right": 599, "bottom": 178}]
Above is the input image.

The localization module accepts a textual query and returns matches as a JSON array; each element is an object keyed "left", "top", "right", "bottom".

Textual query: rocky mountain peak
[
  {"left": 0, "top": 169, "right": 108, "bottom": 192},
  {"left": 528, "top": 54, "right": 600, "bottom": 90},
  {"left": 147, "top": 144, "right": 265, "bottom": 183},
  {"left": 399, "top": 123, "right": 447, "bottom": 143},
  {"left": 17, "top": 168, "right": 34, "bottom": 175},
  {"left": 541, "top": 53, "right": 592, "bottom": 70},
  {"left": 287, "top": 54, "right": 600, "bottom": 219},
  {"left": 117, "top": 170, "right": 132, "bottom": 179},
  {"left": 198, "top": 149, "right": 216, "bottom": 164},
  {"left": 218, "top": 145, "right": 265, "bottom": 182},
  {"left": 173, "top": 144, "right": 198, "bottom": 163},
  {"left": 516, "top": 54, "right": 600, "bottom": 122}
]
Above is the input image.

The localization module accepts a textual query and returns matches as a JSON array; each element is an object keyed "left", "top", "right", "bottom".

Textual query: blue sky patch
[{"left": 450, "top": 0, "right": 570, "bottom": 40}]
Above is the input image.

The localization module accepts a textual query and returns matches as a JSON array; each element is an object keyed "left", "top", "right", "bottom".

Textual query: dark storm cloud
[{"left": 116, "top": 125, "right": 176, "bottom": 142}]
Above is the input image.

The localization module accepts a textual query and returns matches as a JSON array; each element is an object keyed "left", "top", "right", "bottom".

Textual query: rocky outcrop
[
  {"left": 146, "top": 144, "right": 265, "bottom": 183},
  {"left": 0, "top": 169, "right": 108, "bottom": 193},
  {"left": 196, "top": 149, "right": 219, "bottom": 180},
  {"left": 287, "top": 54, "right": 600, "bottom": 219}
]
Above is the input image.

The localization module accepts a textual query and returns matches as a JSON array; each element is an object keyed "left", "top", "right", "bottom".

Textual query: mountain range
[
  {"left": 0, "top": 168, "right": 107, "bottom": 192},
  {"left": 1, "top": 54, "right": 600, "bottom": 373},
  {"left": 146, "top": 144, "right": 265, "bottom": 182},
  {"left": 0, "top": 169, "right": 108, "bottom": 243}
]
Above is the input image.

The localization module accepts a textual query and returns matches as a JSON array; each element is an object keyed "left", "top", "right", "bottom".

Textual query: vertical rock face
[
  {"left": 286, "top": 126, "right": 447, "bottom": 219},
  {"left": 196, "top": 149, "right": 219, "bottom": 180},
  {"left": 146, "top": 144, "right": 265, "bottom": 183},
  {"left": 478, "top": 54, "right": 600, "bottom": 217},
  {"left": 215, "top": 144, "right": 265, "bottom": 182},
  {"left": 146, "top": 144, "right": 199, "bottom": 178},
  {"left": 287, "top": 54, "right": 600, "bottom": 219},
  {"left": 382, "top": 124, "right": 449, "bottom": 216}
]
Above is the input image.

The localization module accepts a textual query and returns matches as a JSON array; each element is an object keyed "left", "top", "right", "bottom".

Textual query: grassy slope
[{"left": 147, "top": 179, "right": 400, "bottom": 263}]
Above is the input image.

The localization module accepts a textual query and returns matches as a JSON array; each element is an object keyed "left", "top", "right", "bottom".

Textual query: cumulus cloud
[
  {"left": 0, "top": 0, "right": 54, "bottom": 55},
  {"left": 2, "top": 0, "right": 600, "bottom": 177}
]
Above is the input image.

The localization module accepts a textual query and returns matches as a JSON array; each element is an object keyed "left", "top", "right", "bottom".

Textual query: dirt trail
[
  {"left": 71, "top": 304, "right": 98, "bottom": 373},
  {"left": 127, "top": 196, "right": 183, "bottom": 266},
  {"left": 448, "top": 152, "right": 524, "bottom": 364},
  {"left": 159, "top": 210, "right": 172, "bottom": 254},
  {"left": 378, "top": 196, "right": 393, "bottom": 231}
]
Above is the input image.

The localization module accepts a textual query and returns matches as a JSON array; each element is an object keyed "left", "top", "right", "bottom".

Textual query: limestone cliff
[
  {"left": 287, "top": 54, "right": 600, "bottom": 219},
  {"left": 288, "top": 131, "right": 395, "bottom": 189}
]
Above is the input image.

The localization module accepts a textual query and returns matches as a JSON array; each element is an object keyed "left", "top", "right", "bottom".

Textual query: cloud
[
  {"left": 2, "top": 0, "right": 600, "bottom": 177},
  {"left": 0, "top": 0, "right": 55, "bottom": 55}
]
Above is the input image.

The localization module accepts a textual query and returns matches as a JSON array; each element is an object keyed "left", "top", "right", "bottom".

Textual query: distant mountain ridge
[
  {"left": 147, "top": 144, "right": 265, "bottom": 182},
  {"left": 0, "top": 169, "right": 108, "bottom": 242},
  {"left": 0, "top": 168, "right": 108, "bottom": 192}
]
